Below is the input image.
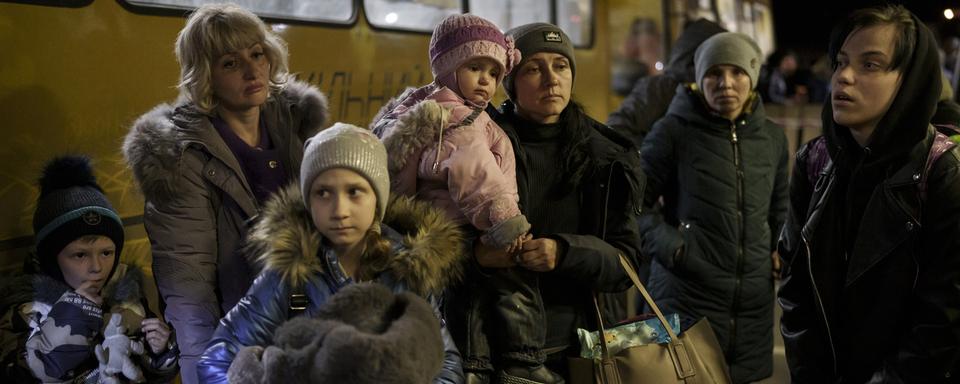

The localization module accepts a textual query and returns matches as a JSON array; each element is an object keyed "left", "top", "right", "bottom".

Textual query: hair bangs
[
  {"left": 174, "top": 3, "right": 289, "bottom": 114},
  {"left": 201, "top": 13, "right": 266, "bottom": 61}
]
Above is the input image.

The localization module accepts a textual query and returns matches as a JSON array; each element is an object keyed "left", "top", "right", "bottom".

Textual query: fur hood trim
[
  {"left": 247, "top": 184, "right": 465, "bottom": 296},
  {"left": 0, "top": 263, "right": 146, "bottom": 310},
  {"left": 380, "top": 98, "right": 450, "bottom": 174},
  {"left": 122, "top": 80, "right": 328, "bottom": 201},
  {"left": 375, "top": 87, "right": 485, "bottom": 175},
  {"left": 370, "top": 86, "right": 421, "bottom": 133}
]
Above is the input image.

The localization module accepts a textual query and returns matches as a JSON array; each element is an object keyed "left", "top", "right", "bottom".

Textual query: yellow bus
[{"left": 0, "top": 0, "right": 776, "bottom": 298}]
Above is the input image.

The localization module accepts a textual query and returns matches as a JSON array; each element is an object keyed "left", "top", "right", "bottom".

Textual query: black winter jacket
[
  {"left": 778, "top": 12, "right": 960, "bottom": 383},
  {"left": 494, "top": 102, "right": 646, "bottom": 351},
  {"left": 779, "top": 129, "right": 960, "bottom": 383},
  {"left": 639, "top": 86, "right": 789, "bottom": 383}
]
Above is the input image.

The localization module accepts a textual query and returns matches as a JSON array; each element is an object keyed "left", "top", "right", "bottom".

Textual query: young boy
[{"left": 0, "top": 156, "right": 178, "bottom": 382}]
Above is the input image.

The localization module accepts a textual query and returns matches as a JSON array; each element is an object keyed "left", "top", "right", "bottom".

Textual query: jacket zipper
[
  {"left": 802, "top": 233, "right": 838, "bottom": 375},
  {"left": 729, "top": 121, "right": 746, "bottom": 361},
  {"left": 600, "top": 164, "right": 615, "bottom": 240}
]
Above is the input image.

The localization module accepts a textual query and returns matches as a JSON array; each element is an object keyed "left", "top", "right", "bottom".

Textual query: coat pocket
[{"left": 674, "top": 221, "right": 698, "bottom": 272}]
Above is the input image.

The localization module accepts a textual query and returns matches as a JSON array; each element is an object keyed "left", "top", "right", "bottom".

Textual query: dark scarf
[{"left": 499, "top": 100, "right": 594, "bottom": 194}]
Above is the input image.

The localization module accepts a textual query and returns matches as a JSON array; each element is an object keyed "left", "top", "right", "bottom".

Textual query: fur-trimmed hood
[
  {"left": 246, "top": 184, "right": 465, "bottom": 296},
  {"left": 370, "top": 85, "right": 435, "bottom": 136},
  {"left": 374, "top": 87, "right": 484, "bottom": 175},
  {"left": 123, "top": 80, "right": 328, "bottom": 202},
  {"left": 0, "top": 263, "right": 146, "bottom": 316}
]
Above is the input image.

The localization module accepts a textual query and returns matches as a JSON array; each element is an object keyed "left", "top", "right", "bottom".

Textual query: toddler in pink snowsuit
[{"left": 372, "top": 13, "right": 564, "bottom": 383}]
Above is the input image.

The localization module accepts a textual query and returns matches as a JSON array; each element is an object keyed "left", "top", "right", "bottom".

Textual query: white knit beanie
[{"left": 300, "top": 123, "right": 389, "bottom": 222}]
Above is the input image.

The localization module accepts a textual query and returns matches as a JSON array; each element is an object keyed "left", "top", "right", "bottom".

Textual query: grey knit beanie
[
  {"left": 300, "top": 123, "right": 389, "bottom": 222},
  {"left": 694, "top": 32, "right": 762, "bottom": 90},
  {"left": 503, "top": 22, "right": 576, "bottom": 100}
]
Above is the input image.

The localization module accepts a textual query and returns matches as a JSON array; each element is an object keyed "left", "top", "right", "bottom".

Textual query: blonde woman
[{"left": 123, "top": 4, "right": 327, "bottom": 382}]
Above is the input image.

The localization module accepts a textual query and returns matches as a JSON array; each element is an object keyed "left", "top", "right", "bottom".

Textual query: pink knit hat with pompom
[{"left": 429, "top": 14, "right": 521, "bottom": 91}]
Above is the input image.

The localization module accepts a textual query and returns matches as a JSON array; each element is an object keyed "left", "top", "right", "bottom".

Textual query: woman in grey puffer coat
[{"left": 638, "top": 32, "right": 788, "bottom": 383}]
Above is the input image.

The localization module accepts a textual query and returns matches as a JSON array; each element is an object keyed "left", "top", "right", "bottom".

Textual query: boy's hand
[
  {"left": 75, "top": 280, "right": 103, "bottom": 306},
  {"left": 141, "top": 318, "right": 172, "bottom": 355}
]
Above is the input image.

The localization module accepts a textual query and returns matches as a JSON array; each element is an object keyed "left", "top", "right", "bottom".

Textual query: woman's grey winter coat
[{"left": 122, "top": 80, "right": 327, "bottom": 383}]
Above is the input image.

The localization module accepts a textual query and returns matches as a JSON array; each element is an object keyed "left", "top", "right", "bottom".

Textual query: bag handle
[
  {"left": 591, "top": 294, "right": 622, "bottom": 384},
  {"left": 615, "top": 254, "right": 697, "bottom": 379}
]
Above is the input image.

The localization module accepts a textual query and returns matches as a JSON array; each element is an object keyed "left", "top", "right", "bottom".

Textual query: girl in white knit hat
[{"left": 198, "top": 123, "right": 467, "bottom": 384}]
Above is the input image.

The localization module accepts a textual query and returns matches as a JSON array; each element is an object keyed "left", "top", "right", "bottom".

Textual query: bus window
[
  {"left": 751, "top": 2, "right": 775, "bottom": 57},
  {"left": 364, "top": 0, "right": 462, "bottom": 32},
  {"left": 468, "top": 0, "right": 550, "bottom": 31},
  {"left": 124, "top": 0, "right": 355, "bottom": 24},
  {"left": 717, "top": 0, "right": 737, "bottom": 32},
  {"left": 6, "top": 0, "right": 91, "bottom": 7},
  {"left": 557, "top": 0, "right": 593, "bottom": 47}
]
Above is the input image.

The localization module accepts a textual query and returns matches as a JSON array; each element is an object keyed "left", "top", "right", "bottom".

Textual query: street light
[{"left": 946, "top": 9, "right": 955, "bottom": 20}]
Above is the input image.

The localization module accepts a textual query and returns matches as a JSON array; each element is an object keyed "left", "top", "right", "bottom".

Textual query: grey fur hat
[
  {"left": 227, "top": 283, "right": 444, "bottom": 384},
  {"left": 694, "top": 32, "right": 763, "bottom": 90},
  {"left": 300, "top": 123, "right": 389, "bottom": 221}
]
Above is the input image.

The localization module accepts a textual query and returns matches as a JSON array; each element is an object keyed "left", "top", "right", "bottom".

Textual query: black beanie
[
  {"left": 33, "top": 156, "right": 123, "bottom": 284},
  {"left": 503, "top": 22, "right": 576, "bottom": 100}
]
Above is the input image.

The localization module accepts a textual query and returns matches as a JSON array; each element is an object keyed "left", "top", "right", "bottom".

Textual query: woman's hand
[
  {"left": 141, "top": 318, "right": 172, "bottom": 355},
  {"left": 771, "top": 251, "right": 783, "bottom": 280},
  {"left": 517, "top": 238, "right": 559, "bottom": 272}
]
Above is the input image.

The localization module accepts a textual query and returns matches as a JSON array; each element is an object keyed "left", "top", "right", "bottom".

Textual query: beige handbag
[{"left": 568, "top": 255, "right": 732, "bottom": 384}]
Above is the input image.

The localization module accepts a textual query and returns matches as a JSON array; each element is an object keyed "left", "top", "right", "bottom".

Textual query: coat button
[
  {"left": 208, "top": 169, "right": 216, "bottom": 177},
  {"left": 913, "top": 173, "right": 921, "bottom": 181},
  {"left": 268, "top": 160, "right": 278, "bottom": 169},
  {"left": 905, "top": 221, "right": 915, "bottom": 231}
]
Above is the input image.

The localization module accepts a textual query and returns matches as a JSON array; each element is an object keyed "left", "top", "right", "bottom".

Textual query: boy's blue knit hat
[{"left": 33, "top": 156, "right": 123, "bottom": 283}]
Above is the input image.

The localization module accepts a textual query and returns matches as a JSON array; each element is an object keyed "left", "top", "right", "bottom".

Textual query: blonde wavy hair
[{"left": 175, "top": 3, "right": 289, "bottom": 114}]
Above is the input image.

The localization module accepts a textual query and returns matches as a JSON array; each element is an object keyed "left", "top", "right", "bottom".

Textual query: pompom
[{"left": 38, "top": 155, "right": 102, "bottom": 198}]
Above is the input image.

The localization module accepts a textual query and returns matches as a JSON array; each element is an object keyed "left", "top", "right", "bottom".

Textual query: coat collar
[
  {"left": 123, "top": 80, "right": 328, "bottom": 209},
  {"left": 806, "top": 128, "right": 936, "bottom": 285},
  {"left": 0, "top": 263, "right": 147, "bottom": 309},
  {"left": 246, "top": 184, "right": 466, "bottom": 296},
  {"left": 665, "top": 84, "right": 765, "bottom": 132},
  {"left": 844, "top": 128, "right": 933, "bottom": 284}
]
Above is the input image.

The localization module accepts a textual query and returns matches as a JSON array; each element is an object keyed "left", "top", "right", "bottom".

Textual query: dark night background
[{"left": 772, "top": 0, "right": 960, "bottom": 62}]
